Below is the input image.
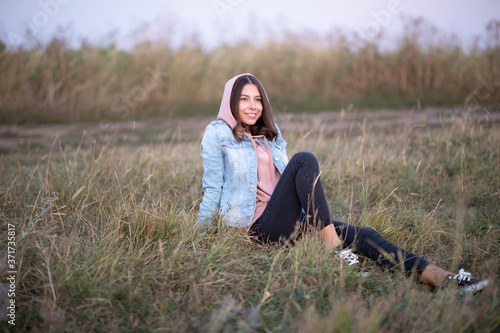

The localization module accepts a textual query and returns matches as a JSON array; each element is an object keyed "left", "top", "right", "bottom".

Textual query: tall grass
[
  {"left": 0, "top": 110, "right": 498, "bottom": 331},
  {"left": 0, "top": 17, "right": 499, "bottom": 124}
]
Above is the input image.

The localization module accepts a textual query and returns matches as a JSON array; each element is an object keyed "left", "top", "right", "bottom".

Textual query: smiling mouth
[{"left": 246, "top": 113, "right": 257, "bottom": 118}]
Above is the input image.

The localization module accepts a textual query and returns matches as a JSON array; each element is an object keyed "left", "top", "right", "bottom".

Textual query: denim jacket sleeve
[
  {"left": 197, "top": 124, "right": 224, "bottom": 226},
  {"left": 272, "top": 123, "right": 288, "bottom": 172}
]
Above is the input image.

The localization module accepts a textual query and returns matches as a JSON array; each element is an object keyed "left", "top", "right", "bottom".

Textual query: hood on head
[{"left": 217, "top": 73, "right": 266, "bottom": 129}]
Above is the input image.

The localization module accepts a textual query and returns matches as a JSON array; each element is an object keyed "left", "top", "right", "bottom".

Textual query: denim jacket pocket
[
  {"left": 220, "top": 138, "right": 243, "bottom": 157},
  {"left": 220, "top": 138, "right": 245, "bottom": 173},
  {"left": 219, "top": 138, "right": 243, "bottom": 149}
]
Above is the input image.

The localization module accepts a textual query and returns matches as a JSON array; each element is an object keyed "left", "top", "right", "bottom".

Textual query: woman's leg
[
  {"left": 332, "top": 220, "right": 481, "bottom": 288},
  {"left": 331, "top": 220, "right": 455, "bottom": 285},
  {"left": 420, "top": 264, "right": 454, "bottom": 285},
  {"left": 252, "top": 152, "right": 452, "bottom": 285},
  {"left": 332, "top": 220, "right": 430, "bottom": 275},
  {"left": 252, "top": 151, "right": 337, "bottom": 243},
  {"left": 320, "top": 224, "right": 342, "bottom": 250}
]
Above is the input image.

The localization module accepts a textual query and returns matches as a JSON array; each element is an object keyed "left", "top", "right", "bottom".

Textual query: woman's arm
[{"left": 197, "top": 124, "right": 224, "bottom": 227}]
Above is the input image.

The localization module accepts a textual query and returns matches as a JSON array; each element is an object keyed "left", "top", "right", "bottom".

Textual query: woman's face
[{"left": 238, "top": 84, "right": 263, "bottom": 126}]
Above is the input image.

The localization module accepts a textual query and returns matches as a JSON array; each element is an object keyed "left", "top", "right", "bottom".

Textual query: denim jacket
[{"left": 197, "top": 120, "right": 288, "bottom": 227}]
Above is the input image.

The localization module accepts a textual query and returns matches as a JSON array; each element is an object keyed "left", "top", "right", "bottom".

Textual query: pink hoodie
[
  {"left": 216, "top": 73, "right": 252, "bottom": 128},
  {"left": 216, "top": 74, "right": 281, "bottom": 227}
]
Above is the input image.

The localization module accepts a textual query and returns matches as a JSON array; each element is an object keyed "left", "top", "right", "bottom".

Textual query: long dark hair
[{"left": 230, "top": 75, "right": 278, "bottom": 142}]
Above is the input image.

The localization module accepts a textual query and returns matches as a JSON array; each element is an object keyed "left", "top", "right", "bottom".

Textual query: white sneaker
[
  {"left": 336, "top": 249, "right": 370, "bottom": 277},
  {"left": 338, "top": 249, "right": 360, "bottom": 266},
  {"left": 449, "top": 268, "right": 490, "bottom": 296}
]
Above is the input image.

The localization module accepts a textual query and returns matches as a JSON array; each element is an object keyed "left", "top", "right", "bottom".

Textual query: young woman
[{"left": 197, "top": 73, "right": 489, "bottom": 294}]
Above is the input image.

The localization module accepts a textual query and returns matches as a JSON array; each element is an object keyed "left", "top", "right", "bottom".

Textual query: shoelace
[
  {"left": 449, "top": 268, "right": 473, "bottom": 284},
  {"left": 338, "top": 249, "right": 360, "bottom": 266}
]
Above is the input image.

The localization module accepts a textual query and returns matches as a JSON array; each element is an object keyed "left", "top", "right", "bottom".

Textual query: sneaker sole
[{"left": 457, "top": 279, "right": 490, "bottom": 296}]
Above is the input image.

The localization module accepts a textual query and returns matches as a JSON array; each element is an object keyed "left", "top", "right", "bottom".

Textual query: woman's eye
[
  {"left": 256, "top": 99, "right": 262, "bottom": 102},
  {"left": 240, "top": 97, "right": 248, "bottom": 101}
]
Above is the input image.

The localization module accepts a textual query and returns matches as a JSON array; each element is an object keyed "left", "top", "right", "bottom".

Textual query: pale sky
[{"left": 0, "top": 0, "right": 499, "bottom": 49}]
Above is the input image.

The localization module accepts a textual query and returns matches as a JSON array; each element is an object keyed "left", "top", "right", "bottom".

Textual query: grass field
[{"left": 0, "top": 107, "right": 498, "bottom": 332}]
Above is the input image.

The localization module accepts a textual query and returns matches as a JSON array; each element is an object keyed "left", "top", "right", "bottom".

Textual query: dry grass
[
  {"left": 0, "top": 108, "right": 498, "bottom": 332},
  {"left": 0, "top": 17, "right": 499, "bottom": 124}
]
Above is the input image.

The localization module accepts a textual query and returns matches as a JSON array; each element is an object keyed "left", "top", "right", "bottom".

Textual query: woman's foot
[{"left": 421, "top": 264, "right": 490, "bottom": 295}]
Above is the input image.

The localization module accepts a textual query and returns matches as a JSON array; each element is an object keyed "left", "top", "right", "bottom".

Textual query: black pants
[{"left": 250, "top": 152, "right": 429, "bottom": 274}]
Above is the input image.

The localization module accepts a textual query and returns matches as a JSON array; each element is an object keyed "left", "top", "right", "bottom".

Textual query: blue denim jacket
[{"left": 197, "top": 120, "right": 289, "bottom": 227}]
